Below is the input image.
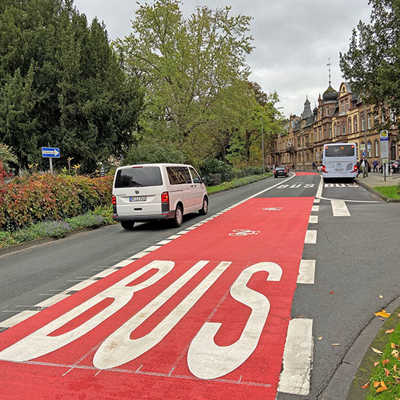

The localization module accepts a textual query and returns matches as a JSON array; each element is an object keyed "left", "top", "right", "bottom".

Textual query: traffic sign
[
  {"left": 380, "top": 130, "right": 389, "bottom": 141},
  {"left": 41, "top": 147, "right": 60, "bottom": 158},
  {"left": 362, "top": 151, "right": 366, "bottom": 157}
]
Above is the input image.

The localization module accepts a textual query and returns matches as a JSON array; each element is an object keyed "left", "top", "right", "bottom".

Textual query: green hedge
[{"left": 0, "top": 173, "right": 113, "bottom": 231}]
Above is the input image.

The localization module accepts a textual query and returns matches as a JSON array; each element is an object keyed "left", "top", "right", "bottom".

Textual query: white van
[{"left": 112, "top": 163, "right": 208, "bottom": 230}]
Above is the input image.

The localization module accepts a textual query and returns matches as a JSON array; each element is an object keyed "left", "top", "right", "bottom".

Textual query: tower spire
[{"left": 327, "top": 57, "right": 332, "bottom": 86}]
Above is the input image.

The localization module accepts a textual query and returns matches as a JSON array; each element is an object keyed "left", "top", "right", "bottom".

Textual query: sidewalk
[
  {"left": 355, "top": 172, "right": 400, "bottom": 202},
  {"left": 356, "top": 171, "right": 400, "bottom": 187}
]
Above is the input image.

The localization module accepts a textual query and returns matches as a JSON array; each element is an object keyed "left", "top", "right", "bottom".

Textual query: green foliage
[
  {"left": 116, "top": 0, "right": 276, "bottom": 166},
  {"left": 206, "top": 173, "right": 271, "bottom": 194},
  {"left": 373, "top": 185, "right": 400, "bottom": 200},
  {"left": 0, "top": 173, "right": 113, "bottom": 231},
  {"left": 340, "top": 0, "right": 400, "bottom": 125},
  {"left": 0, "top": 0, "right": 143, "bottom": 172},
  {"left": 124, "top": 140, "right": 186, "bottom": 165}
]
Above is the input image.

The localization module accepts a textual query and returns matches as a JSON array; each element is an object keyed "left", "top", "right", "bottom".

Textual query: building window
[
  {"left": 361, "top": 112, "right": 366, "bottom": 131},
  {"left": 367, "top": 141, "right": 372, "bottom": 157},
  {"left": 342, "top": 122, "right": 346, "bottom": 135},
  {"left": 375, "top": 140, "right": 379, "bottom": 157},
  {"left": 354, "top": 115, "right": 358, "bottom": 132},
  {"left": 368, "top": 114, "right": 372, "bottom": 129},
  {"left": 348, "top": 119, "right": 352, "bottom": 134}
]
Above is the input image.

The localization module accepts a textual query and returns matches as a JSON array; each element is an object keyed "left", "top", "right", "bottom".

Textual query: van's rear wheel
[
  {"left": 120, "top": 221, "right": 135, "bottom": 231},
  {"left": 173, "top": 205, "right": 183, "bottom": 227},
  {"left": 199, "top": 197, "right": 208, "bottom": 215}
]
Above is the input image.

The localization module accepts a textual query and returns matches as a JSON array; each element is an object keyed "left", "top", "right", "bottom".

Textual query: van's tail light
[
  {"left": 353, "top": 164, "right": 358, "bottom": 172},
  {"left": 321, "top": 165, "right": 327, "bottom": 173},
  {"left": 161, "top": 192, "right": 169, "bottom": 204},
  {"left": 112, "top": 195, "right": 116, "bottom": 205}
]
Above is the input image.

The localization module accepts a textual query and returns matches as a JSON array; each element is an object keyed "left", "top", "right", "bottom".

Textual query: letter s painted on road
[{"left": 187, "top": 262, "right": 282, "bottom": 380}]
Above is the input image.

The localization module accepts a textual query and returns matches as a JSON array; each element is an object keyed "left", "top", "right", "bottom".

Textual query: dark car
[
  {"left": 391, "top": 160, "right": 400, "bottom": 173},
  {"left": 274, "top": 166, "right": 289, "bottom": 178}
]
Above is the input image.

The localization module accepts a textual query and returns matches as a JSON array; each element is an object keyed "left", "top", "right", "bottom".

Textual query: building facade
[{"left": 267, "top": 82, "right": 399, "bottom": 169}]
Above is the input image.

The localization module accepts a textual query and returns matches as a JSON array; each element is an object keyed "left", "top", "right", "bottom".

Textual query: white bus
[{"left": 322, "top": 142, "right": 358, "bottom": 180}]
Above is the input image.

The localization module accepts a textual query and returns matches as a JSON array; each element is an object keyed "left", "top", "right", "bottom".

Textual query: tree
[
  {"left": 116, "top": 0, "right": 254, "bottom": 164},
  {"left": 0, "top": 143, "right": 17, "bottom": 184},
  {"left": 340, "top": 0, "right": 400, "bottom": 124},
  {"left": 0, "top": 0, "right": 144, "bottom": 172}
]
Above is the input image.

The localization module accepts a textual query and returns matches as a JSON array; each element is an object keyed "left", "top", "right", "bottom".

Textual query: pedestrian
[
  {"left": 356, "top": 160, "right": 361, "bottom": 177},
  {"left": 362, "top": 159, "right": 370, "bottom": 178},
  {"left": 373, "top": 159, "right": 378, "bottom": 173},
  {"left": 312, "top": 161, "right": 317, "bottom": 171}
]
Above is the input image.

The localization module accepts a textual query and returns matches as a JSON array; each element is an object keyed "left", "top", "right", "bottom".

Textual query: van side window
[
  {"left": 189, "top": 167, "right": 202, "bottom": 184},
  {"left": 167, "top": 167, "right": 192, "bottom": 185}
]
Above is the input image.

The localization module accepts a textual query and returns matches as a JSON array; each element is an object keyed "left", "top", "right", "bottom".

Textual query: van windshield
[{"left": 115, "top": 167, "right": 162, "bottom": 188}]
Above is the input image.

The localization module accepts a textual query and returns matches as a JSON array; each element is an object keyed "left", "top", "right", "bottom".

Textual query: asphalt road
[{"left": 0, "top": 173, "right": 398, "bottom": 399}]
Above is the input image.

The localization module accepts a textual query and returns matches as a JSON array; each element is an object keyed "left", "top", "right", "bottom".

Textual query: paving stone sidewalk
[{"left": 356, "top": 171, "right": 400, "bottom": 188}]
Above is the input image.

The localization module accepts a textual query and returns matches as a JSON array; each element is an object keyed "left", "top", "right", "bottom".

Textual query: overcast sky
[{"left": 73, "top": 0, "right": 371, "bottom": 117}]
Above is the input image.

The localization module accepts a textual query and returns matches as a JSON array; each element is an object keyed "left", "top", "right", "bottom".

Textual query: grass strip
[
  {"left": 373, "top": 186, "right": 400, "bottom": 200},
  {"left": 0, "top": 205, "right": 115, "bottom": 249},
  {"left": 207, "top": 173, "right": 272, "bottom": 194},
  {"left": 348, "top": 308, "right": 400, "bottom": 399}
]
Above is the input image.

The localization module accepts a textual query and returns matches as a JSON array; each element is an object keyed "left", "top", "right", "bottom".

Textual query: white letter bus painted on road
[{"left": 0, "top": 259, "right": 284, "bottom": 381}]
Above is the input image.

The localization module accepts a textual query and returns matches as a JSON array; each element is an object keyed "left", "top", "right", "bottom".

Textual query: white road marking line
[
  {"left": 312, "top": 205, "right": 319, "bottom": 212},
  {"left": 143, "top": 246, "right": 160, "bottom": 252},
  {"left": 331, "top": 199, "right": 351, "bottom": 217},
  {"left": 114, "top": 260, "right": 132, "bottom": 267},
  {"left": 305, "top": 230, "right": 317, "bottom": 244},
  {"left": 309, "top": 215, "right": 318, "bottom": 224},
  {"left": 0, "top": 310, "right": 39, "bottom": 328},
  {"left": 316, "top": 175, "right": 323, "bottom": 198},
  {"left": 278, "top": 318, "right": 313, "bottom": 395},
  {"left": 167, "top": 234, "right": 180, "bottom": 239},
  {"left": 313, "top": 198, "right": 320, "bottom": 204},
  {"left": 36, "top": 292, "right": 70, "bottom": 308},
  {"left": 66, "top": 279, "right": 96, "bottom": 292},
  {"left": 185, "top": 226, "right": 197, "bottom": 231},
  {"left": 129, "top": 251, "right": 150, "bottom": 259},
  {"left": 177, "top": 230, "right": 189, "bottom": 235},
  {"left": 297, "top": 260, "right": 316, "bottom": 284},
  {"left": 92, "top": 269, "right": 118, "bottom": 279},
  {"left": 157, "top": 240, "right": 171, "bottom": 245}
]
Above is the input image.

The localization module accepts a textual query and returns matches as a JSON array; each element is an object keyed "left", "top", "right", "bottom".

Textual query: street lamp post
[{"left": 261, "top": 122, "right": 264, "bottom": 172}]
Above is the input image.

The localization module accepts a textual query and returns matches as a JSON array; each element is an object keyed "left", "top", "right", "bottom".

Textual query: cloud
[{"left": 73, "top": 0, "right": 372, "bottom": 116}]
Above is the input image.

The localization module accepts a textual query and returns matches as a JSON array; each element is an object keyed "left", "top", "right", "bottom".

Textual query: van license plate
[{"left": 129, "top": 196, "right": 146, "bottom": 202}]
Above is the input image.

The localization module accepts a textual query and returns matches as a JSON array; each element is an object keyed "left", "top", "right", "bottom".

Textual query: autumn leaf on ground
[
  {"left": 385, "top": 329, "right": 395, "bottom": 334},
  {"left": 392, "top": 350, "right": 400, "bottom": 358},
  {"left": 374, "top": 361, "right": 380, "bottom": 367},
  {"left": 394, "top": 364, "right": 398, "bottom": 372},
  {"left": 318, "top": 336, "right": 323, "bottom": 341},
  {"left": 331, "top": 343, "right": 340, "bottom": 346},
  {"left": 384, "top": 368, "right": 390, "bottom": 377},
  {"left": 375, "top": 310, "right": 391, "bottom": 318},
  {"left": 361, "top": 382, "right": 369, "bottom": 389},
  {"left": 391, "top": 343, "right": 398, "bottom": 349},
  {"left": 373, "top": 381, "right": 381, "bottom": 388},
  {"left": 371, "top": 347, "right": 383, "bottom": 354},
  {"left": 382, "top": 359, "right": 390, "bottom": 366},
  {"left": 329, "top": 290, "right": 334, "bottom": 295},
  {"left": 379, "top": 295, "right": 383, "bottom": 299},
  {"left": 376, "top": 381, "right": 388, "bottom": 393}
]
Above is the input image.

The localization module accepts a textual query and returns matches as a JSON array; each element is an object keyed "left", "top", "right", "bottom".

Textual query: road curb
[
  {"left": 320, "top": 295, "right": 400, "bottom": 400},
  {"left": 355, "top": 178, "right": 400, "bottom": 202}
]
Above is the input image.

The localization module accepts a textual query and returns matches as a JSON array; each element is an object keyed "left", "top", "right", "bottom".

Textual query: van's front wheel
[
  {"left": 120, "top": 221, "right": 135, "bottom": 231},
  {"left": 173, "top": 205, "right": 183, "bottom": 227}
]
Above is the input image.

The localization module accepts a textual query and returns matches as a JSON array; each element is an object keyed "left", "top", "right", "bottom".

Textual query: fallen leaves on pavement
[
  {"left": 371, "top": 347, "right": 383, "bottom": 354},
  {"left": 375, "top": 309, "right": 391, "bottom": 318}
]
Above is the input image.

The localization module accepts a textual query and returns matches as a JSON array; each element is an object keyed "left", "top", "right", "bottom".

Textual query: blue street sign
[
  {"left": 362, "top": 151, "right": 366, "bottom": 157},
  {"left": 41, "top": 147, "right": 60, "bottom": 158}
]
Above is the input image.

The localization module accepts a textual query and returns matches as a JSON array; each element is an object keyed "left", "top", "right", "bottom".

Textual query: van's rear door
[{"left": 113, "top": 166, "right": 164, "bottom": 217}]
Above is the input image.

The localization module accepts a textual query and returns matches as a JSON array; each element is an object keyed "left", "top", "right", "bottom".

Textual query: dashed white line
[
  {"left": 309, "top": 215, "right": 318, "bottom": 224},
  {"left": 305, "top": 230, "right": 317, "bottom": 244},
  {"left": 36, "top": 292, "right": 69, "bottom": 308},
  {"left": 278, "top": 318, "right": 313, "bottom": 395},
  {"left": 311, "top": 205, "right": 320, "bottom": 212},
  {"left": 0, "top": 310, "right": 39, "bottom": 328},
  {"left": 297, "top": 260, "right": 316, "bottom": 284}
]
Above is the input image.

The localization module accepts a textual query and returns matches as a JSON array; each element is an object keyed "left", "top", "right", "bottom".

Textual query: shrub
[
  {"left": 199, "top": 158, "right": 233, "bottom": 184},
  {"left": 0, "top": 173, "right": 113, "bottom": 231}
]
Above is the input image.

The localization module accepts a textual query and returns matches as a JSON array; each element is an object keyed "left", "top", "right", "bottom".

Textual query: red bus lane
[{"left": 0, "top": 197, "right": 313, "bottom": 400}]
